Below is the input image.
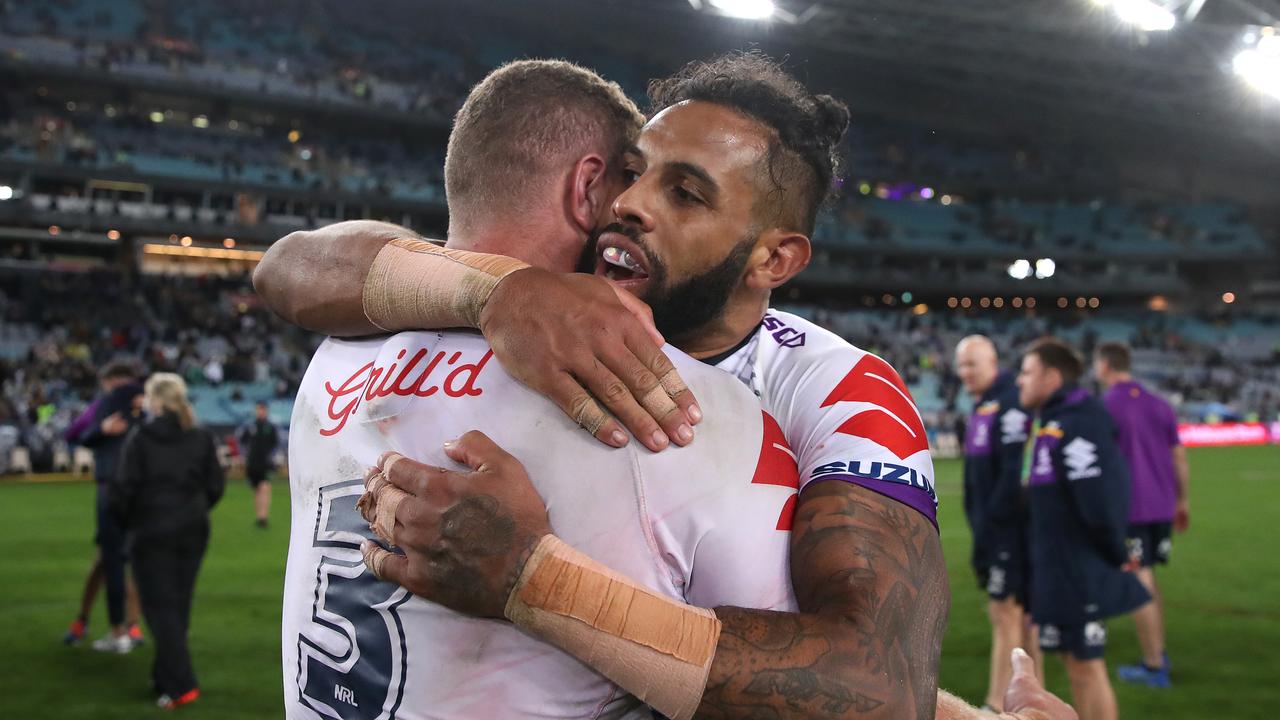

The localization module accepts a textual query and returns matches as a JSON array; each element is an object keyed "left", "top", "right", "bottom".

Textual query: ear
[
  {"left": 744, "top": 229, "right": 811, "bottom": 291},
  {"left": 567, "top": 154, "right": 608, "bottom": 234}
]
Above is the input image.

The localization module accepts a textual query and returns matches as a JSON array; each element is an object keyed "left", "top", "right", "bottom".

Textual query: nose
[{"left": 611, "top": 181, "right": 655, "bottom": 234}]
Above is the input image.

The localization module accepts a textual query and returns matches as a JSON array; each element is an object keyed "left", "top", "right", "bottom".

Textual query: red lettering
[
  {"left": 820, "top": 354, "right": 928, "bottom": 460},
  {"left": 319, "top": 346, "right": 491, "bottom": 435}
]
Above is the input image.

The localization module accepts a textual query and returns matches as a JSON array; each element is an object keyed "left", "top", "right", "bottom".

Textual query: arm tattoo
[{"left": 698, "top": 482, "right": 948, "bottom": 719}]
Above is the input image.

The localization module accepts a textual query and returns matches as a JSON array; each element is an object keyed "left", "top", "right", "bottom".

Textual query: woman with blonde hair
[{"left": 112, "top": 373, "right": 225, "bottom": 710}]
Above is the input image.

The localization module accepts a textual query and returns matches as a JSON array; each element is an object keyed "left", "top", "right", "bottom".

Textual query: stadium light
[
  {"left": 1035, "top": 258, "right": 1056, "bottom": 279},
  {"left": 1008, "top": 259, "right": 1032, "bottom": 280},
  {"left": 708, "top": 0, "right": 775, "bottom": 20},
  {"left": 0, "top": 185, "right": 12, "bottom": 201},
  {"left": 1109, "top": 0, "right": 1177, "bottom": 31},
  {"left": 1234, "top": 32, "right": 1280, "bottom": 100},
  {"left": 1223, "top": 291, "right": 1237, "bottom": 304}
]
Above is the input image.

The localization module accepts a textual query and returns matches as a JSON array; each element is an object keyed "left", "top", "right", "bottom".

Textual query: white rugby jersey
[
  {"left": 714, "top": 309, "right": 938, "bottom": 528},
  {"left": 282, "top": 330, "right": 799, "bottom": 720}
]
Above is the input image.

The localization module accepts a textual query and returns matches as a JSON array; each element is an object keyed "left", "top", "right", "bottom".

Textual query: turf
[{"left": 1, "top": 446, "right": 1277, "bottom": 718}]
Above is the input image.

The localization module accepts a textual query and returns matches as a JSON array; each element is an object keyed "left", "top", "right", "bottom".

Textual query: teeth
[{"left": 602, "top": 246, "right": 644, "bottom": 273}]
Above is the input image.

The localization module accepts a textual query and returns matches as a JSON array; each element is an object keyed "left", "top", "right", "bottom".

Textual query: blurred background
[{"left": 0, "top": 1, "right": 1277, "bottom": 718}]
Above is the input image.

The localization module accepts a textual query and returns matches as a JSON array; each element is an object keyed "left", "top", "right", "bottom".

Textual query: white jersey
[
  {"left": 282, "top": 330, "right": 799, "bottom": 720},
  {"left": 714, "top": 309, "right": 938, "bottom": 528}
]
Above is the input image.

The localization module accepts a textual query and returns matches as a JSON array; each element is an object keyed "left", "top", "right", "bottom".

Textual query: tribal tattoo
[{"left": 698, "top": 481, "right": 948, "bottom": 719}]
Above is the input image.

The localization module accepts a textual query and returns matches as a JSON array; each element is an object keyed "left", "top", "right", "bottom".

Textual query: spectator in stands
[
  {"left": 1017, "top": 338, "right": 1150, "bottom": 720},
  {"left": 1094, "top": 341, "right": 1189, "bottom": 689},
  {"left": 236, "top": 401, "right": 279, "bottom": 528},
  {"left": 74, "top": 361, "right": 146, "bottom": 653},
  {"left": 112, "top": 373, "right": 224, "bottom": 710}
]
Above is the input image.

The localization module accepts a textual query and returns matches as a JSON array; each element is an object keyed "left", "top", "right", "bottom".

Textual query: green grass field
[{"left": 1, "top": 446, "right": 1277, "bottom": 718}]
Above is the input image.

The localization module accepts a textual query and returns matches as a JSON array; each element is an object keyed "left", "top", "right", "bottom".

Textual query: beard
[{"left": 590, "top": 223, "right": 757, "bottom": 344}]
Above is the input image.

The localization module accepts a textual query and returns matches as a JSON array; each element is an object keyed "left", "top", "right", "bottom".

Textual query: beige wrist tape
[
  {"left": 362, "top": 238, "right": 529, "bottom": 332},
  {"left": 505, "top": 535, "right": 721, "bottom": 720}
]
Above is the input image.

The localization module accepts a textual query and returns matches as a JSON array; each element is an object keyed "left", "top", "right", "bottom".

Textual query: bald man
[{"left": 956, "top": 335, "right": 1041, "bottom": 710}]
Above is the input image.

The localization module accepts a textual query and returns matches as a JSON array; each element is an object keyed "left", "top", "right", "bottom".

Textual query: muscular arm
[
  {"left": 252, "top": 220, "right": 421, "bottom": 336},
  {"left": 701, "top": 481, "right": 947, "bottom": 719}
]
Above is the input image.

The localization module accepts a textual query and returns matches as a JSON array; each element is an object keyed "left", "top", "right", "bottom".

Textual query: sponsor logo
[
  {"left": 1127, "top": 537, "right": 1145, "bottom": 562},
  {"left": 1084, "top": 621, "right": 1107, "bottom": 647},
  {"left": 1178, "top": 422, "right": 1270, "bottom": 447},
  {"left": 1000, "top": 408, "right": 1029, "bottom": 444},
  {"left": 820, "top": 354, "right": 929, "bottom": 460},
  {"left": 320, "top": 348, "right": 493, "bottom": 436},
  {"left": 1063, "top": 437, "right": 1101, "bottom": 480},
  {"left": 811, "top": 459, "right": 937, "bottom": 504},
  {"left": 1157, "top": 538, "right": 1173, "bottom": 560},
  {"left": 1041, "top": 624, "right": 1061, "bottom": 647},
  {"left": 762, "top": 315, "right": 806, "bottom": 348},
  {"left": 1032, "top": 444, "right": 1053, "bottom": 479},
  {"left": 986, "top": 566, "right": 1006, "bottom": 595}
]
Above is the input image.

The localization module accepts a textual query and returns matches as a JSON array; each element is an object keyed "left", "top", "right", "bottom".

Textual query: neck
[
  {"left": 1104, "top": 371, "right": 1132, "bottom": 388},
  {"left": 678, "top": 288, "right": 770, "bottom": 360},
  {"left": 447, "top": 215, "right": 579, "bottom": 271}
]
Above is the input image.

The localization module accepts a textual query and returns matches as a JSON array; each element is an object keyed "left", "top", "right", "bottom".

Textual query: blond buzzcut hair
[{"left": 444, "top": 59, "right": 645, "bottom": 234}]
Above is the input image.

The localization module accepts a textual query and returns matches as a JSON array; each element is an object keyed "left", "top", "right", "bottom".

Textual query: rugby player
[
  {"left": 259, "top": 55, "right": 1073, "bottom": 720},
  {"left": 1094, "top": 341, "right": 1189, "bottom": 688},
  {"left": 1017, "top": 338, "right": 1151, "bottom": 720},
  {"left": 955, "top": 335, "right": 1040, "bottom": 710}
]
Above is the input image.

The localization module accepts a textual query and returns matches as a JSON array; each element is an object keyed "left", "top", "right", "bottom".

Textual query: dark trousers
[
  {"left": 95, "top": 484, "right": 127, "bottom": 626},
  {"left": 131, "top": 521, "right": 209, "bottom": 697}
]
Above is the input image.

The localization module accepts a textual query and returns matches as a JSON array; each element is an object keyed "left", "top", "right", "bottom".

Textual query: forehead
[{"left": 637, "top": 100, "right": 771, "bottom": 173}]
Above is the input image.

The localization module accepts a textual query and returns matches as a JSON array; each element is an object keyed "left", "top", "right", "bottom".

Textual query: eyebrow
[{"left": 626, "top": 145, "right": 721, "bottom": 202}]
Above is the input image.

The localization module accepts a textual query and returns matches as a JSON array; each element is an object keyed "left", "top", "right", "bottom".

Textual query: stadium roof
[{"left": 477, "top": 0, "right": 1280, "bottom": 183}]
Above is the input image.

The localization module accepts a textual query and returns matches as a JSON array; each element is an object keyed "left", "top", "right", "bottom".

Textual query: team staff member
[
  {"left": 1094, "top": 342, "right": 1188, "bottom": 688},
  {"left": 237, "top": 402, "right": 279, "bottom": 529},
  {"left": 955, "top": 335, "right": 1040, "bottom": 711},
  {"left": 113, "top": 374, "right": 225, "bottom": 710},
  {"left": 1018, "top": 338, "right": 1150, "bottom": 720}
]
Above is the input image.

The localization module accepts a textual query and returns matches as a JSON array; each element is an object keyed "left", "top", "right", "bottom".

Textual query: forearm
[
  {"left": 1172, "top": 446, "right": 1190, "bottom": 500},
  {"left": 253, "top": 220, "right": 420, "bottom": 336}
]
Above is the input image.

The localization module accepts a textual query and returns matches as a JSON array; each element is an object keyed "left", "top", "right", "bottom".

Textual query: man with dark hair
[
  {"left": 260, "top": 54, "right": 1073, "bottom": 719},
  {"left": 955, "top": 335, "right": 1039, "bottom": 711},
  {"left": 71, "top": 361, "right": 147, "bottom": 652},
  {"left": 1018, "top": 338, "right": 1151, "bottom": 720},
  {"left": 236, "top": 401, "right": 279, "bottom": 529},
  {"left": 1093, "top": 341, "right": 1188, "bottom": 688}
]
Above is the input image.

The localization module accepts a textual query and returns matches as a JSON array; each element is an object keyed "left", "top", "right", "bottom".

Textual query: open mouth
[{"left": 594, "top": 231, "right": 651, "bottom": 287}]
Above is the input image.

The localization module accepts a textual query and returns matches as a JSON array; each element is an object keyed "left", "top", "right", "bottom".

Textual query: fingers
[
  {"left": 361, "top": 540, "right": 408, "bottom": 586},
  {"left": 360, "top": 467, "right": 412, "bottom": 546},
  {"left": 573, "top": 364, "right": 673, "bottom": 452},
  {"left": 442, "top": 430, "right": 515, "bottom": 473},
  {"left": 545, "top": 372, "right": 629, "bottom": 448},
  {"left": 1010, "top": 647, "right": 1036, "bottom": 681},
  {"left": 625, "top": 331, "right": 701, "bottom": 427},
  {"left": 376, "top": 452, "right": 445, "bottom": 497},
  {"left": 609, "top": 282, "right": 664, "bottom": 346}
]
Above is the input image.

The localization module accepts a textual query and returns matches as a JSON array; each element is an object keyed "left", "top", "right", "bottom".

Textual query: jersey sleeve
[
  {"left": 1055, "top": 417, "right": 1131, "bottom": 566},
  {"left": 774, "top": 347, "right": 939, "bottom": 529},
  {"left": 988, "top": 402, "right": 1030, "bottom": 526}
]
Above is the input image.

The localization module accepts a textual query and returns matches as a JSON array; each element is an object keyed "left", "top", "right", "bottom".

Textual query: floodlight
[
  {"left": 1112, "top": 0, "right": 1176, "bottom": 31},
  {"left": 1008, "top": 259, "right": 1032, "bottom": 280},
  {"left": 1234, "top": 33, "right": 1280, "bottom": 100},
  {"left": 708, "top": 0, "right": 775, "bottom": 19},
  {"left": 1035, "top": 258, "right": 1056, "bottom": 279}
]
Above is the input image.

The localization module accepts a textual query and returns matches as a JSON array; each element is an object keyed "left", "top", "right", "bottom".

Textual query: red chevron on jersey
[
  {"left": 751, "top": 411, "right": 799, "bottom": 530},
  {"left": 820, "top": 354, "right": 928, "bottom": 461}
]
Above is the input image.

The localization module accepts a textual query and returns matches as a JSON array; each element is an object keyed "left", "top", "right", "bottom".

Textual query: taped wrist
[
  {"left": 505, "top": 535, "right": 720, "bottom": 720},
  {"left": 362, "top": 238, "right": 529, "bottom": 332}
]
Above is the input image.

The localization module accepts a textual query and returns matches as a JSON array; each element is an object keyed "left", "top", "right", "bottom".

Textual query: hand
[
  {"left": 1121, "top": 554, "right": 1141, "bottom": 573},
  {"left": 99, "top": 413, "right": 128, "bottom": 436},
  {"left": 1174, "top": 499, "right": 1190, "bottom": 532},
  {"left": 1002, "top": 648, "right": 1077, "bottom": 720},
  {"left": 479, "top": 267, "right": 700, "bottom": 452},
  {"left": 357, "top": 431, "right": 553, "bottom": 619}
]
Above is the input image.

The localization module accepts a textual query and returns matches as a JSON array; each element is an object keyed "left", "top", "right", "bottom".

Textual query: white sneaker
[{"left": 91, "top": 633, "right": 133, "bottom": 654}]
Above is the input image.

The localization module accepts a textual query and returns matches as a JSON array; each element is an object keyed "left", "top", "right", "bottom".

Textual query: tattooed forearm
[{"left": 697, "top": 482, "right": 948, "bottom": 720}]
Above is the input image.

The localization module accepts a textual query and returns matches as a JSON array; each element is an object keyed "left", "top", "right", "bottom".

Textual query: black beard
[{"left": 591, "top": 223, "right": 757, "bottom": 346}]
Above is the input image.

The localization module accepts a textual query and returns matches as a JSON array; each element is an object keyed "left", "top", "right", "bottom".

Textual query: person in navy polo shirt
[
  {"left": 956, "top": 335, "right": 1040, "bottom": 711},
  {"left": 1094, "top": 341, "right": 1189, "bottom": 688},
  {"left": 1018, "top": 338, "right": 1150, "bottom": 720}
]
